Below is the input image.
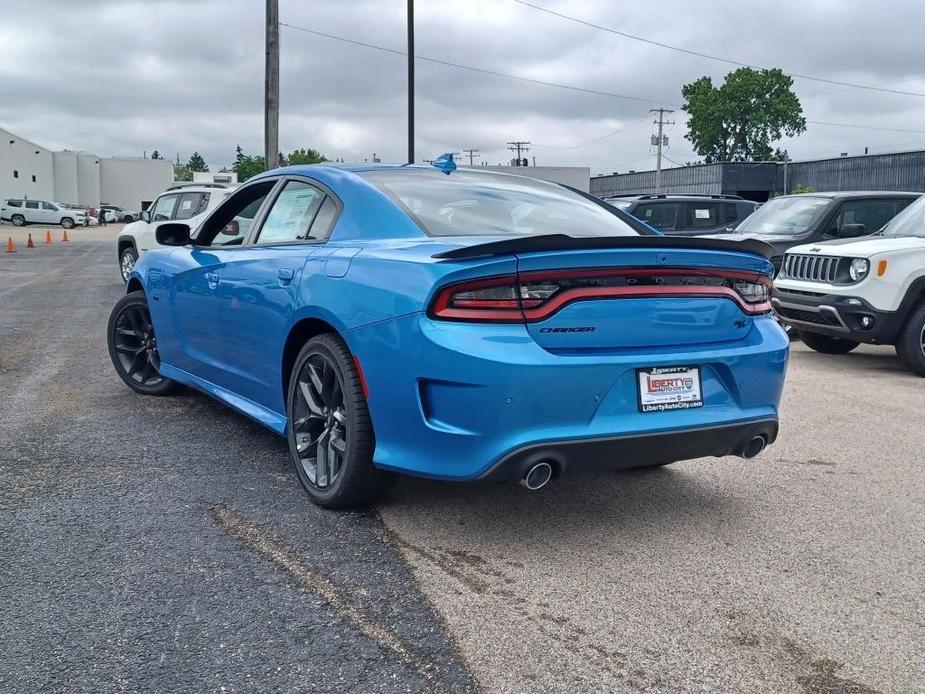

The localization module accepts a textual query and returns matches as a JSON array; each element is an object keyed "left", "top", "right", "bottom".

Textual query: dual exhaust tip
[{"left": 518, "top": 435, "right": 767, "bottom": 490}]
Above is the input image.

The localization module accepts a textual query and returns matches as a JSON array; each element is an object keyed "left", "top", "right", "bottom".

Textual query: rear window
[
  {"left": 6, "top": 199, "right": 22, "bottom": 208},
  {"left": 360, "top": 169, "right": 643, "bottom": 237}
]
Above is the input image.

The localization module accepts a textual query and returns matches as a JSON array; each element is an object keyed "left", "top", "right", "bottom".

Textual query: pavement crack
[{"left": 210, "top": 503, "right": 448, "bottom": 693}]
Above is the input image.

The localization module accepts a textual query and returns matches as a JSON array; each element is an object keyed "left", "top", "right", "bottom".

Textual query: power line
[
  {"left": 508, "top": 0, "right": 925, "bottom": 98},
  {"left": 279, "top": 21, "right": 674, "bottom": 106},
  {"left": 507, "top": 141, "right": 531, "bottom": 165},
  {"left": 807, "top": 120, "right": 925, "bottom": 135},
  {"left": 649, "top": 108, "right": 674, "bottom": 193},
  {"left": 462, "top": 148, "right": 480, "bottom": 165},
  {"left": 532, "top": 117, "right": 651, "bottom": 149},
  {"left": 278, "top": 21, "right": 925, "bottom": 138}
]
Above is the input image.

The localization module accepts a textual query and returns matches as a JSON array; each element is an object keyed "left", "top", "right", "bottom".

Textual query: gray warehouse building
[{"left": 591, "top": 150, "right": 925, "bottom": 202}]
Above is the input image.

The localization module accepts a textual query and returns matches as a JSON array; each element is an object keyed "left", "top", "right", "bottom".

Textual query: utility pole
[
  {"left": 463, "top": 148, "right": 480, "bottom": 166},
  {"left": 265, "top": 0, "right": 280, "bottom": 170},
  {"left": 649, "top": 108, "right": 674, "bottom": 193},
  {"left": 507, "top": 141, "right": 530, "bottom": 166},
  {"left": 407, "top": 0, "right": 415, "bottom": 164}
]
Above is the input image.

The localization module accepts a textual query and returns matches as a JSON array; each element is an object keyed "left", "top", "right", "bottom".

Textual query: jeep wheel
[
  {"left": 11, "top": 214, "right": 24, "bottom": 226},
  {"left": 895, "top": 303, "right": 925, "bottom": 377},
  {"left": 799, "top": 331, "right": 860, "bottom": 355}
]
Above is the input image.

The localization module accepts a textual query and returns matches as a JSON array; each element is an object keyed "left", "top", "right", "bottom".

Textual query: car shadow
[{"left": 381, "top": 462, "right": 748, "bottom": 545}]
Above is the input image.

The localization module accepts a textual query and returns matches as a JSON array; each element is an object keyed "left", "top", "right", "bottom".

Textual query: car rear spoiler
[{"left": 432, "top": 234, "right": 775, "bottom": 260}]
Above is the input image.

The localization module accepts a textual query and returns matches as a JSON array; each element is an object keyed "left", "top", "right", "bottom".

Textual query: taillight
[{"left": 430, "top": 268, "right": 772, "bottom": 322}]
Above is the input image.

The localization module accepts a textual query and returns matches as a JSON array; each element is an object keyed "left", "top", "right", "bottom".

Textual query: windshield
[
  {"left": 881, "top": 195, "right": 925, "bottom": 237},
  {"left": 736, "top": 196, "right": 833, "bottom": 235},
  {"left": 360, "top": 169, "right": 644, "bottom": 237}
]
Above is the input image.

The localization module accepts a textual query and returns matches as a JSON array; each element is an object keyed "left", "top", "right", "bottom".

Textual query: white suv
[
  {"left": 773, "top": 194, "right": 925, "bottom": 375},
  {"left": 1, "top": 199, "right": 87, "bottom": 229},
  {"left": 116, "top": 184, "right": 232, "bottom": 282}
]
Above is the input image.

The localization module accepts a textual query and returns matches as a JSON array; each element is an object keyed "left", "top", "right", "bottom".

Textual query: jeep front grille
[{"left": 782, "top": 254, "right": 842, "bottom": 283}]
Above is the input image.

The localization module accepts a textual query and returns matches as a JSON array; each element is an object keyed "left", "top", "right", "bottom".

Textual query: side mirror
[
  {"left": 220, "top": 219, "right": 240, "bottom": 236},
  {"left": 140, "top": 209, "right": 151, "bottom": 223},
  {"left": 839, "top": 223, "right": 866, "bottom": 238},
  {"left": 155, "top": 222, "right": 191, "bottom": 246}
]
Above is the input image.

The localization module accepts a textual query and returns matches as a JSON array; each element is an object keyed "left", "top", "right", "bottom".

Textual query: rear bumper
[
  {"left": 480, "top": 419, "right": 778, "bottom": 481},
  {"left": 348, "top": 312, "right": 789, "bottom": 481},
  {"left": 772, "top": 291, "right": 903, "bottom": 344}
]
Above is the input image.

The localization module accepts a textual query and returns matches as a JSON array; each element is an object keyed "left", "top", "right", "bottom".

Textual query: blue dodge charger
[{"left": 108, "top": 159, "right": 789, "bottom": 508}]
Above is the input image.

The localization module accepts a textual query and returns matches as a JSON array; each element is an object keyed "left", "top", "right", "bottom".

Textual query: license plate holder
[{"left": 637, "top": 365, "right": 703, "bottom": 413}]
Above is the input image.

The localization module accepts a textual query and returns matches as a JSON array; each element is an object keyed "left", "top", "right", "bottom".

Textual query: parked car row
[
  {"left": 772, "top": 192, "right": 925, "bottom": 376},
  {"left": 0, "top": 198, "right": 143, "bottom": 227},
  {"left": 1, "top": 198, "right": 87, "bottom": 228},
  {"left": 605, "top": 194, "right": 760, "bottom": 236}
]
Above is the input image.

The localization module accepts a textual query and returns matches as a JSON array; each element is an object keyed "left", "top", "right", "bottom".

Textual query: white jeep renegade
[{"left": 773, "top": 194, "right": 925, "bottom": 376}]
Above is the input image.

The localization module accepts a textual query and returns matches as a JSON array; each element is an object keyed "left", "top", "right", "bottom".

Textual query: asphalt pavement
[{"left": 1, "top": 226, "right": 922, "bottom": 693}]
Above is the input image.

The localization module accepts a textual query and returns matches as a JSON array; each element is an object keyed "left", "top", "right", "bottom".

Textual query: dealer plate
[{"left": 636, "top": 365, "right": 703, "bottom": 413}]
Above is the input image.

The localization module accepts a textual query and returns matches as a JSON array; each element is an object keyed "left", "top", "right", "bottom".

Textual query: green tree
[
  {"left": 681, "top": 67, "right": 806, "bottom": 163},
  {"left": 186, "top": 151, "right": 209, "bottom": 172},
  {"left": 285, "top": 148, "right": 327, "bottom": 166},
  {"left": 173, "top": 165, "right": 193, "bottom": 182},
  {"left": 231, "top": 146, "right": 266, "bottom": 182},
  {"left": 150, "top": 150, "right": 162, "bottom": 160}
]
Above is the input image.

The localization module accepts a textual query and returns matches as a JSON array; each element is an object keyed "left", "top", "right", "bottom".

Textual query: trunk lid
[{"left": 512, "top": 246, "right": 772, "bottom": 351}]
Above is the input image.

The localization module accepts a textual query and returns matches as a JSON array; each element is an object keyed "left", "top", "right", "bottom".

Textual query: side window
[
  {"left": 633, "top": 203, "right": 677, "bottom": 230},
  {"left": 25, "top": 201, "right": 39, "bottom": 210},
  {"left": 256, "top": 181, "right": 326, "bottom": 245},
  {"left": 838, "top": 200, "right": 900, "bottom": 234},
  {"left": 150, "top": 194, "right": 179, "bottom": 221},
  {"left": 174, "top": 192, "right": 208, "bottom": 220},
  {"left": 309, "top": 196, "right": 339, "bottom": 241},
  {"left": 41, "top": 202, "right": 56, "bottom": 211},
  {"left": 683, "top": 202, "right": 721, "bottom": 229},
  {"left": 195, "top": 180, "right": 276, "bottom": 247},
  {"left": 7, "top": 200, "right": 22, "bottom": 208}
]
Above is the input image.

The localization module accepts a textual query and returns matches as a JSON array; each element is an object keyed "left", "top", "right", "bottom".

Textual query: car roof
[{"left": 781, "top": 191, "right": 922, "bottom": 199}]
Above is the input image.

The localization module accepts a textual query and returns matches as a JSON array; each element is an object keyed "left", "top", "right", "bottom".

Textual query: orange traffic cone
[
  {"left": 61, "top": 229, "right": 70, "bottom": 242},
  {"left": 5, "top": 237, "right": 15, "bottom": 253},
  {"left": 27, "top": 233, "right": 35, "bottom": 248},
  {"left": 44, "top": 229, "right": 53, "bottom": 244}
]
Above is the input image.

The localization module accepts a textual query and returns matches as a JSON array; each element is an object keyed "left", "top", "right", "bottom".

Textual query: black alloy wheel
[
  {"left": 292, "top": 352, "right": 348, "bottom": 489},
  {"left": 287, "top": 334, "right": 391, "bottom": 508},
  {"left": 107, "top": 291, "right": 177, "bottom": 395}
]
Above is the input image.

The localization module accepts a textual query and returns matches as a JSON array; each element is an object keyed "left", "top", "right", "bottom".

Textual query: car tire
[
  {"left": 287, "top": 334, "right": 393, "bottom": 509},
  {"left": 60, "top": 217, "right": 75, "bottom": 229},
  {"left": 799, "top": 330, "right": 860, "bottom": 355},
  {"left": 120, "top": 246, "right": 138, "bottom": 283},
  {"left": 11, "top": 214, "right": 24, "bottom": 226},
  {"left": 107, "top": 290, "right": 178, "bottom": 396},
  {"left": 895, "top": 303, "right": 925, "bottom": 377},
  {"left": 123, "top": 215, "right": 134, "bottom": 223}
]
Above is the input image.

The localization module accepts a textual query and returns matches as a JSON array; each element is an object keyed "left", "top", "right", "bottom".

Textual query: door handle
[
  {"left": 205, "top": 272, "right": 219, "bottom": 288},
  {"left": 277, "top": 268, "right": 295, "bottom": 285}
]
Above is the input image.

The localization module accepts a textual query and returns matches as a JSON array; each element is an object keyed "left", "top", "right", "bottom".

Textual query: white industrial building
[{"left": 1, "top": 126, "right": 173, "bottom": 211}]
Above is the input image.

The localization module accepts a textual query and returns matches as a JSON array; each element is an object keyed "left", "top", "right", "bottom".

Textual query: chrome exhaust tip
[
  {"left": 741, "top": 435, "right": 767, "bottom": 460},
  {"left": 520, "top": 461, "right": 553, "bottom": 490}
]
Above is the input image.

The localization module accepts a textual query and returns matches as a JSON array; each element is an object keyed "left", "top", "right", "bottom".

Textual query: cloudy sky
[{"left": 3, "top": 0, "right": 924, "bottom": 174}]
